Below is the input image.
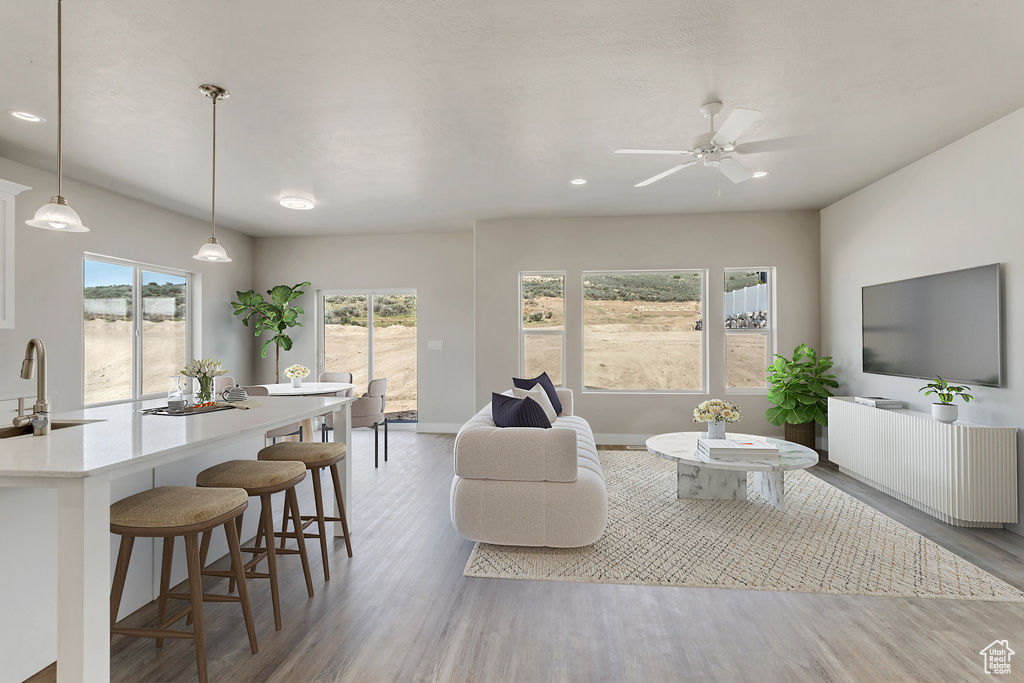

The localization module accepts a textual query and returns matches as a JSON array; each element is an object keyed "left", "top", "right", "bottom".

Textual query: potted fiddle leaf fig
[
  {"left": 231, "top": 282, "right": 311, "bottom": 380},
  {"left": 919, "top": 376, "right": 973, "bottom": 423},
  {"left": 765, "top": 343, "right": 839, "bottom": 449}
]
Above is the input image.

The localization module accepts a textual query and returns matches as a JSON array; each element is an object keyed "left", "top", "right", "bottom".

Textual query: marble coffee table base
[{"left": 677, "top": 463, "right": 786, "bottom": 511}]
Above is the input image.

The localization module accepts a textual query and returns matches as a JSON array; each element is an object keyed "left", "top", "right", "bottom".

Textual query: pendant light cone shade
[
  {"left": 193, "top": 84, "right": 231, "bottom": 262},
  {"left": 28, "top": 0, "right": 89, "bottom": 232}
]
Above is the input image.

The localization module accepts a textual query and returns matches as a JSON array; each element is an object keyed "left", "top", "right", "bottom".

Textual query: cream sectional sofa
[{"left": 450, "top": 388, "right": 607, "bottom": 547}]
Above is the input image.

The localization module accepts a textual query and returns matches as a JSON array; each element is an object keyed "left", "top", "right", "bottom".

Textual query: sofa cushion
[
  {"left": 513, "top": 372, "right": 563, "bottom": 415},
  {"left": 512, "top": 384, "right": 558, "bottom": 422},
  {"left": 492, "top": 393, "right": 551, "bottom": 429}
]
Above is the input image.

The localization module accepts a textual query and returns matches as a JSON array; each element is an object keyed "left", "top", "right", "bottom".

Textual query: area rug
[{"left": 464, "top": 449, "right": 1024, "bottom": 601}]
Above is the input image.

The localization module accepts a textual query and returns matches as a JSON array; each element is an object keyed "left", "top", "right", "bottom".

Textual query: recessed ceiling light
[
  {"left": 280, "top": 196, "right": 315, "bottom": 210},
  {"left": 571, "top": 178, "right": 587, "bottom": 185},
  {"left": 8, "top": 110, "right": 45, "bottom": 123},
  {"left": 752, "top": 171, "right": 769, "bottom": 178}
]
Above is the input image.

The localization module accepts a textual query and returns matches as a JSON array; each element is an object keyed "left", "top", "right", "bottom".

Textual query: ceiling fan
[{"left": 616, "top": 101, "right": 798, "bottom": 187}]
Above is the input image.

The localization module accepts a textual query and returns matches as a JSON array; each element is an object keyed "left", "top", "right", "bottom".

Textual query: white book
[
  {"left": 697, "top": 438, "right": 779, "bottom": 458},
  {"left": 854, "top": 396, "right": 905, "bottom": 409}
]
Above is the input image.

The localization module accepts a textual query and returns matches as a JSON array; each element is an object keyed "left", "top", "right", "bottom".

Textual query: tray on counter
[{"left": 139, "top": 403, "right": 236, "bottom": 417}]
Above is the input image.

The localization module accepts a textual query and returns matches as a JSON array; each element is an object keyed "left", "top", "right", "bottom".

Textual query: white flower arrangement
[
  {"left": 694, "top": 399, "right": 742, "bottom": 424},
  {"left": 284, "top": 364, "right": 311, "bottom": 379},
  {"left": 181, "top": 358, "right": 228, "bottom": 379}
]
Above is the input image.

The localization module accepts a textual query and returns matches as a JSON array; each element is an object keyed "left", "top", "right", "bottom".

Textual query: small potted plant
[
  {"left": 284, "top": 363, "right": 310, "bottom": 388},
  {"left": 694, "top": 399, "right": 741, "bottom": 439},
  {"left": 765, "top": 343, "right": 839, "bottom": 449},
  {"left": 919, "top": 376, "right": 973, "bottom": 423}
]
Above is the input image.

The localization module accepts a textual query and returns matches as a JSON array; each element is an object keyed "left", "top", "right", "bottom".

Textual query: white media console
[{"left": 828, "top": 397, "right": 1017, "bottom": 527}]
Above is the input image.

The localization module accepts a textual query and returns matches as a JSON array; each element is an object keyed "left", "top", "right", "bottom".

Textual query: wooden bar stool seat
[
  {"left": 109, "top": 486, "right": 256, "bottom": 683},
  {"left": 258, "top": 441, "right": 353, "bottom": 581},
  {"left": 195, "top": 459, "right": 314, "bottom": 631}
]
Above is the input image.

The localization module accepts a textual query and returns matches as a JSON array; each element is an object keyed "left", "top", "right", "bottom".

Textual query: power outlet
[{"left": 427, "top": 340, "right": 444, "bottom": 351}]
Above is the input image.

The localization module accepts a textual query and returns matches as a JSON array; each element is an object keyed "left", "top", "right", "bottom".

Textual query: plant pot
[
  {"left": 291, "top": 377, "right": 302, "bottom": 388},
  {"left": 784, "top": 421, "right": 816, "bottom": 449},
  {"left": 706, "top": 421, "right": 726, "bottom": 440},
  {"left": 932, "top": 403, "right": 958, "bottom": 423}
]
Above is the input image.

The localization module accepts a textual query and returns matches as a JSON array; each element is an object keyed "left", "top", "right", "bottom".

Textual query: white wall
[
  {"left": 0, "top": 156, "right": 256, "bottom": 682},
  {"left": 475, "top": 212, "right": 821, "bottom": 441},
  {"left": 252, "top": 232, "right": 476, "bottom": 430},
  {"left": 820, "top": 106, "right": 1024, "bottom": 534}
]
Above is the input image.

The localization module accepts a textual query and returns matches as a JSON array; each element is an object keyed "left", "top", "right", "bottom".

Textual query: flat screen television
[{"left": 862, "top": 264, "right": 1003, "bottom": 387}]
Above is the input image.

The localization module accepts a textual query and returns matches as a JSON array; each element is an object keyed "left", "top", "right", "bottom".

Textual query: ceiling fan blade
[
  {"left": 634, "top": 161, "right": 697, "bottom": 187},
  {"left": 711, "top": 108, "right": 761, "bottom": 147},
  {"left": 615, "top": 149, "right": 694, "bottom": 155},
  {"left": 734, "top": 134, "right": 821, "bottom": 155},
  {"left": 718, "top": 156, "right": 754, "bottom": 184}
]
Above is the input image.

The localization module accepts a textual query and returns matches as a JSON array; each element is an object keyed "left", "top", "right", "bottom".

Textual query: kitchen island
[{"left": 0, "top": 394, "right": 355, "bottom": 683}]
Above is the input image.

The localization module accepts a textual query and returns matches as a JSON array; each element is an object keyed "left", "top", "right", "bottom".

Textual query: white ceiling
[{"left": 2, "top": 0, "right": 1023, "bottom": 237}]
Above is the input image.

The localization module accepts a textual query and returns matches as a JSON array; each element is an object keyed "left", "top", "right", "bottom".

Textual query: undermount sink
[{"left": 0, "top": 420, "right": 103, "bottom": 439}]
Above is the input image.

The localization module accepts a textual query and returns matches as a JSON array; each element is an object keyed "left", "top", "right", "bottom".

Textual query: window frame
[
  {"left": 580, "top": 268, "right": 708, "bottom": 395},
  {"left": 83, "top": 253, "right": 193, "bottom": 406},
  {"left": 723, "top": 266, "right": 775, "bottom": 395},
  {"left": 518, "top": 271, "right": 566, "bottom": 387}
]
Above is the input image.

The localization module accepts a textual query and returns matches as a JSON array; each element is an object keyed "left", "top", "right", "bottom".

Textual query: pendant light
[
  {"left": 26, "top": 0, "right": 89, "bottom": 232},
  {"left": 193, "top": 84, "right": 231, "bottom": 262}
]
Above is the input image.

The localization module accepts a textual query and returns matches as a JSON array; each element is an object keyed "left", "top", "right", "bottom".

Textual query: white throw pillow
[{"left": 512, "top": 384, "right": 558, "bottom": 423}]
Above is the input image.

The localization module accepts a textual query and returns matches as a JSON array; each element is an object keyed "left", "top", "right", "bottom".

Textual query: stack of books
[
  {"left": 854, "top": 396, "right": 905, "bottom": 409},
  {"left": 697, "top": 438, "right": 779, "bottom": 461}
]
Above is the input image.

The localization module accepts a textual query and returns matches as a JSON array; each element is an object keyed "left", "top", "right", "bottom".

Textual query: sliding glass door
[{"left": 320, "top": 290, "right": 417, "bottom": 421}]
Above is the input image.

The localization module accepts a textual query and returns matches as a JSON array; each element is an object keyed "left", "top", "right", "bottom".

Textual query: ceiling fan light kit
[
  {"left": 617, "top": 100, "right": 794, "bottom": 188},
  {"left": 193, "top": 84, "right": 232, "bottom": 263},
  {"left": 27, "top": 0, "right": 89, "bottom": 232}
]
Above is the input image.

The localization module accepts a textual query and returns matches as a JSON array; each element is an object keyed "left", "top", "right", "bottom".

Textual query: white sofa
[{"left": 450, "top": 388, "right": 608, "bottom": 547}]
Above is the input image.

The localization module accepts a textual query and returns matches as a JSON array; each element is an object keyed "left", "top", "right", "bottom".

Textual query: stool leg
[
  {"left": 279, "top": 493, "right": 291, "bottom": 550},
  {"left": 286, "top": 485, "right": 315, "bottom": 597},
  {"left": 110, "top": 535, "right": 134, "bottom": 632},
  {"left": 310, "top": 467, "right": 331, "bottom": 580},
  {"left": 228, "top": 512, "right": 244, "bottom": 594},
  {"left": 329, "top": 463, "right": 353, "bottom": 558},
  {"left": 184, "top": 533, "right": 209, "bottom": 683},
  {"left": 189, "top": 531, "right": 212, "bottom": 626},
  {"left": 260, "top": 495, "right": 283, "bottom": 630},
  {"left": 156, "top": 537, "right": 174, "bottom": 647},
  {"left": 224, "top": 519, "right": 258, "bottom": 655}
]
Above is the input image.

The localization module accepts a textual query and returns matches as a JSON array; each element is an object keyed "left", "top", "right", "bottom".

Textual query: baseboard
[
  {"left": 416, "top": 423, "right": 462, "bottom": 434},
  {"left": 594, "top": 433, "right": 649, "bottom": 446}
]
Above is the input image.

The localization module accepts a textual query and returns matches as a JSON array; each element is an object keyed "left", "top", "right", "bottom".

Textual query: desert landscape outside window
[
  {"left": 724, "top": 268, "right": 773, "bottom": 390},
  {"left": 582, "top": 270, "right": 706, "bottom": 392},
  {"left": 84, "top": 258, "right": 190, "bottom": 404},
  {"left": 520, "top": 273, "right": 564, "bottom": 385}
]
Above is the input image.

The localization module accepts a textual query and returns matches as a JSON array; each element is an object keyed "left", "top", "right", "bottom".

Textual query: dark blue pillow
[
  {"left": 491, "top": 393, "right": 552, "bottom": 429},
  {"left": 513, "top": 372, "right": 562, "bottom": 415}
]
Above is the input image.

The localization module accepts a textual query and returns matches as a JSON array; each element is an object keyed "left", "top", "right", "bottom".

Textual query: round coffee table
[{"left": 645, "top": 431, "right": 818, "bottom": 511}]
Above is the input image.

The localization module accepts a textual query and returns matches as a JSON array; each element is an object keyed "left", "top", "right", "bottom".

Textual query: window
[
  {"left": 520, "top": 273, "right": 564, "bottom": 385},
  {"left": 724, "top": 268, "right": 773, "bottom": 391},
  {"left": 84, "top": 257, "right": 190, "bottom": 404},
  {"left": 582, "top": 270, "right": 705, "bottom": 392},
  {"left": 320, "top": 290, "right": 417, "bottom": 421}
]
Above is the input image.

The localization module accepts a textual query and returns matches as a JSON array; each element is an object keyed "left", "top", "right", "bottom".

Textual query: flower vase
[
  {"left": 291, "top": 376, "right": 302, "bottom": 388},
  {"left": 706, "top": 421, "right": 726, "bottom": 440},
  {"left": 197, "top": 376, "right": 213, "bottom": 404}
]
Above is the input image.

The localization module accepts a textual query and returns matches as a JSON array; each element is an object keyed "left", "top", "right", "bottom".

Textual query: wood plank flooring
[{"left": 32, "top": 433, "right": 1024, "bottom": 682}]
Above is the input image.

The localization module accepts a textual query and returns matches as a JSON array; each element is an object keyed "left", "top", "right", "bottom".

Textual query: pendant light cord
[
  {"left": 211, "top": 92, "right": 217, "bottom": 240},
  {"left": 56, "top": 0, "right": 63, "bottom": 198}
]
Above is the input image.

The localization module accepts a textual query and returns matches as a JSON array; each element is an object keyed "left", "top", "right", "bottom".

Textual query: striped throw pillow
[{"left": 491, "top": 393, "right": 552, "bottom": 429}]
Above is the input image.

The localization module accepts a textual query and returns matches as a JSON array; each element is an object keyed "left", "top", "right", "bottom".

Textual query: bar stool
[
  {"left": 258, "top": 441, "right": 353, "bottom": 580},
  {"left": 195, "top": 459, "right": 315, "bottom": 631},
  {"left": 109, "top": 486, "right": 256, "bottom": 683}
]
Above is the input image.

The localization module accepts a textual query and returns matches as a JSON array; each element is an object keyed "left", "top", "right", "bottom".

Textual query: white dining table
[
  {"left": 0, "top": 394, "right": 354, "bottom": 682},
  {"left": 258, "top": 382, "right": 356, "bottom": 444}
]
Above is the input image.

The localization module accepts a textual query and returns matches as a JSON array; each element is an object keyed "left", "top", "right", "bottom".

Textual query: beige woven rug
[{"left": 464, "top": 450, "right": 1024, "bottom": 601}]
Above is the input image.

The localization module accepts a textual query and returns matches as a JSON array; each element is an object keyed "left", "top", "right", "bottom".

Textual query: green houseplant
[
  {"left": 765, "top": 343, "right": 839, "bottom": 448},
  {"left": 231, "top": 282, "right": 311, "bottom": 380},
  {"left": 919, "top": 376, "right": 973, "bottom": 423}
]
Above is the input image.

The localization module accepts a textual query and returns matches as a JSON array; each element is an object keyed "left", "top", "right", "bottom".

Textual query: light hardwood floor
[{"left": 32, "top": 432, "right": 1024, "bottom": 682}]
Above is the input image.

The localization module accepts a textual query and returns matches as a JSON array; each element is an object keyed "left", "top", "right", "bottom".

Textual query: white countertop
[
  {"left": 646, "top": 431, "right": 818, "bottom": 472},
  {"left": 0, "top": 395, "right": 353, "bottom": 478},
  {"left": 260, "top": 381, "right": 355, "bottom": 396}
]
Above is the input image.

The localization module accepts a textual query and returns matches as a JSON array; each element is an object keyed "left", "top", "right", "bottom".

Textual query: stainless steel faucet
[{"left": 19, "top": 338, "right": 49, "bottom": 435}]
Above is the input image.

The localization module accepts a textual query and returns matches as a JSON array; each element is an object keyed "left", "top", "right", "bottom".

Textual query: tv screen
[{"left": 862, "top": 264, "right": 1002, "bottom": 387}]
